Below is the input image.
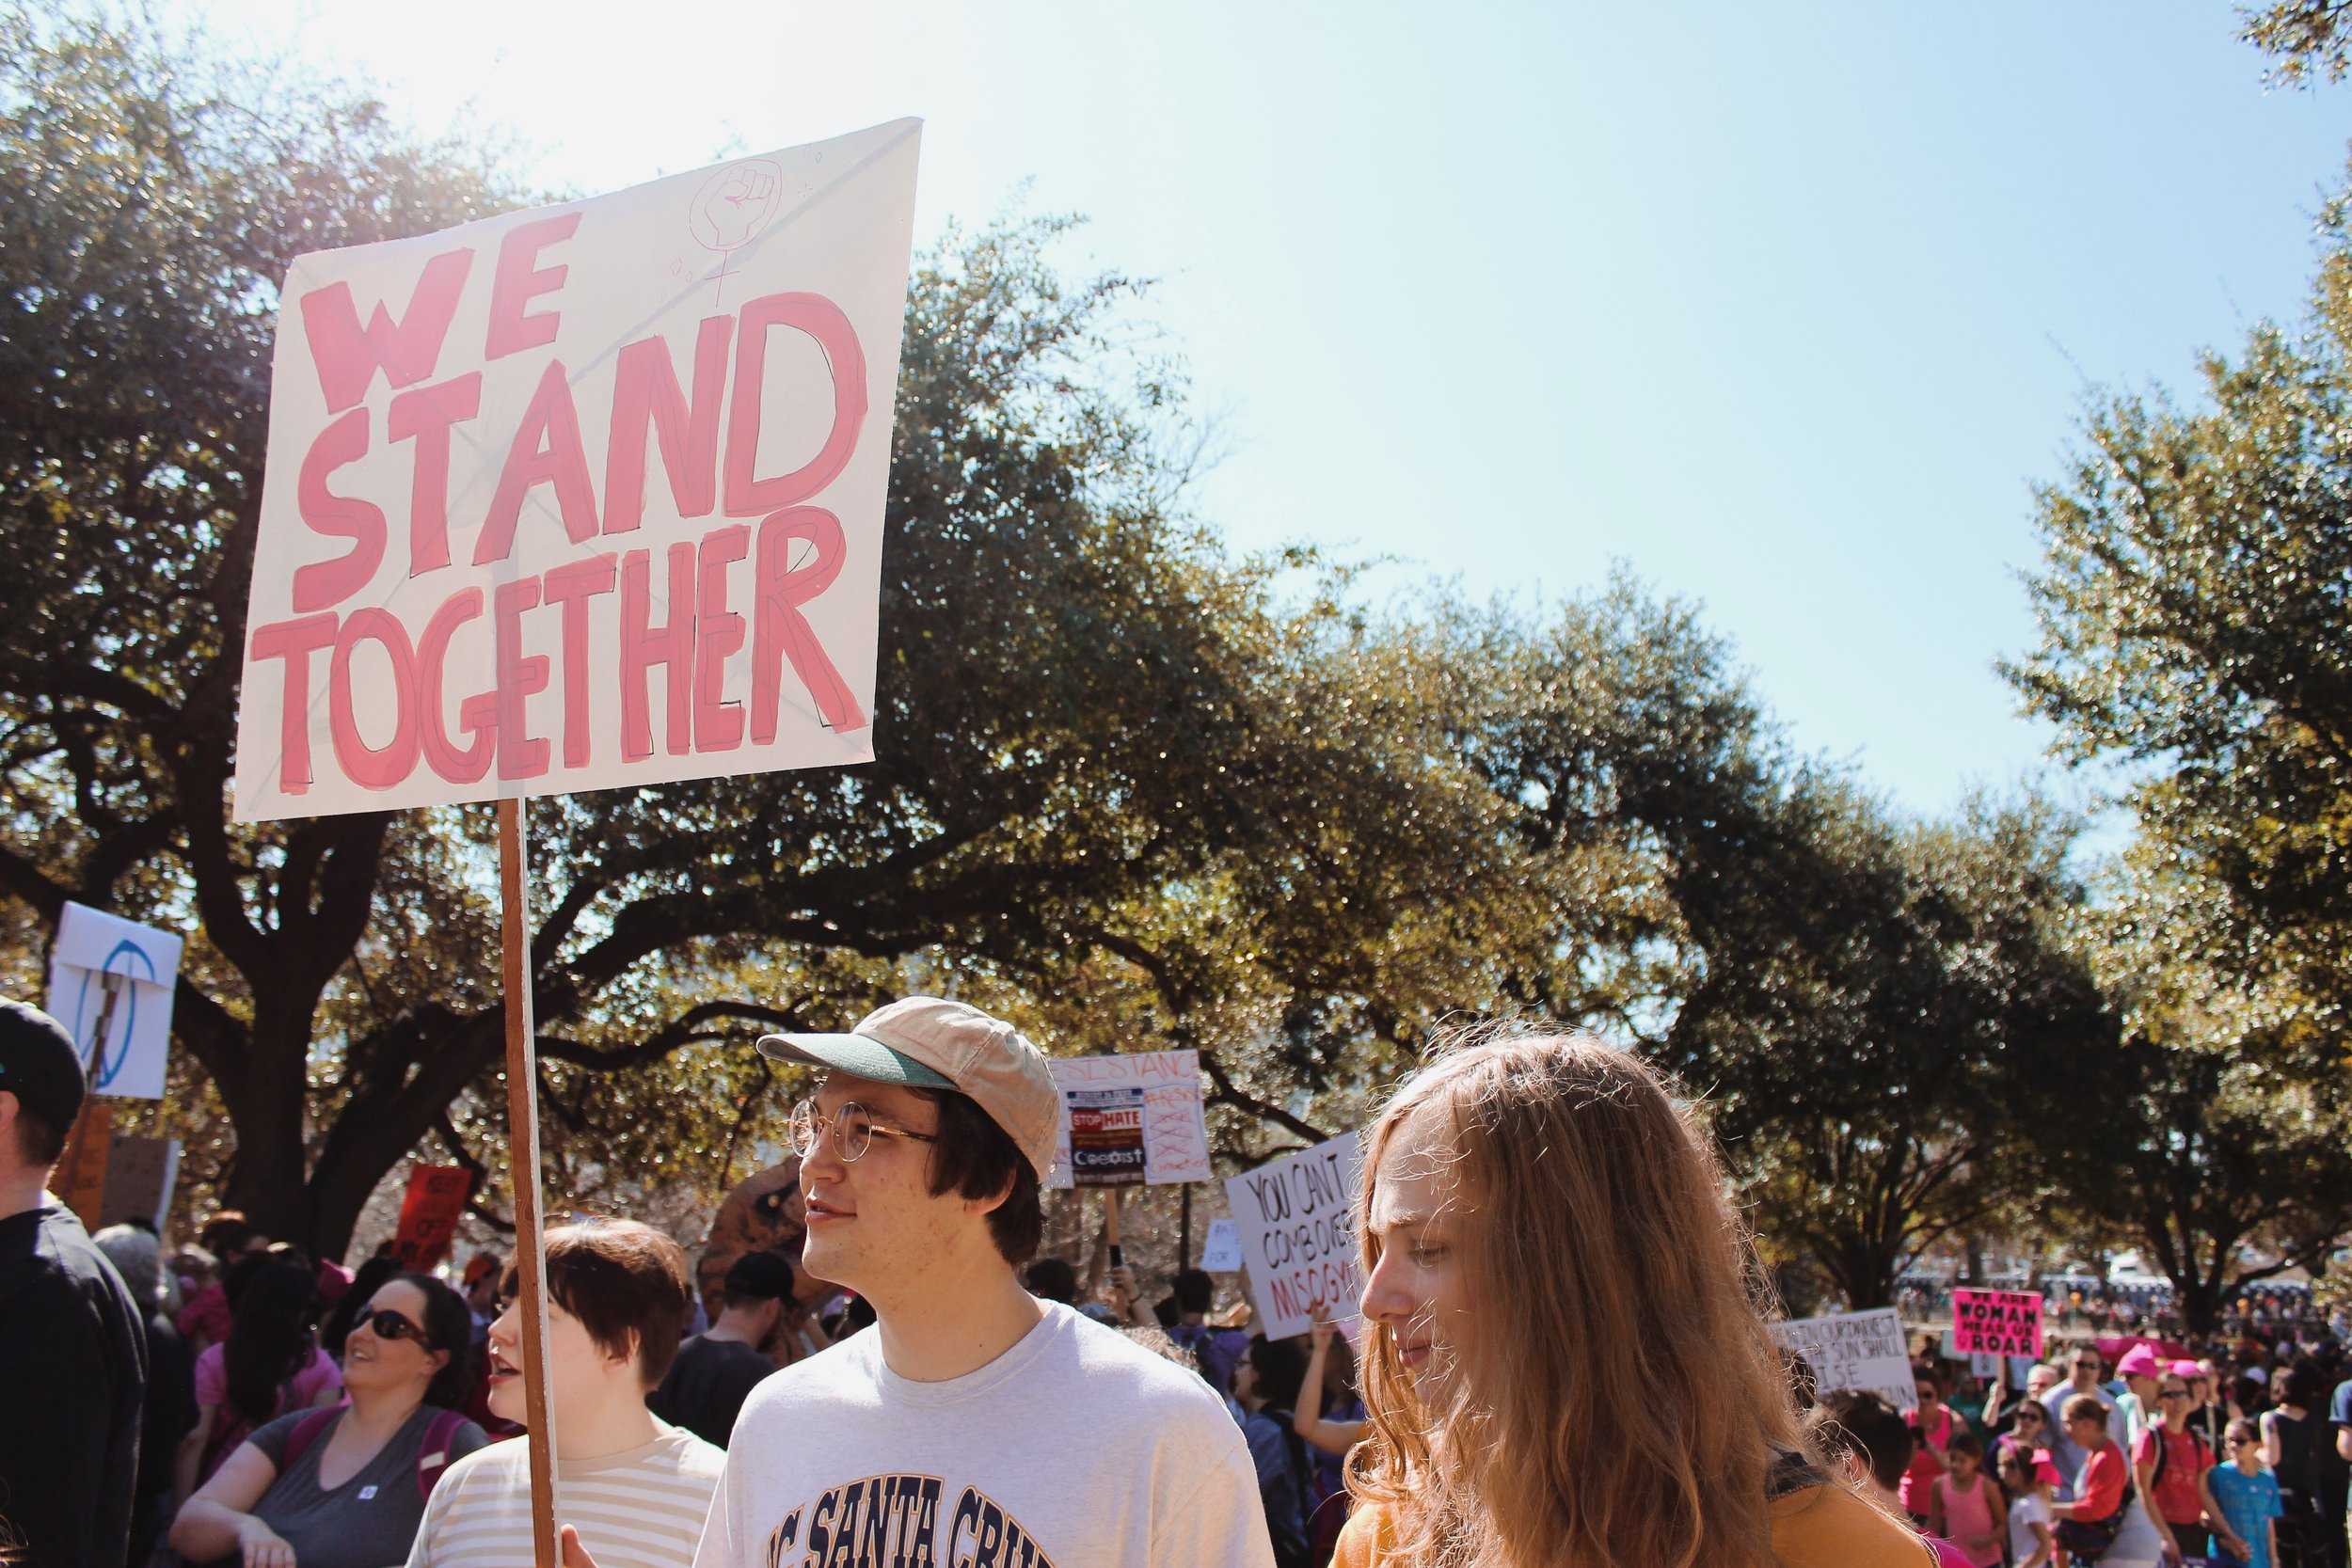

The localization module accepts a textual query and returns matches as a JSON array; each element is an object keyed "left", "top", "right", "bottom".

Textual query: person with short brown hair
[
  {"left": 685, "top": 996, "right": 1273, "bottom": 1568},
  {"left": 405, "top": 1217, "right": 722, "bottom": 1568}
]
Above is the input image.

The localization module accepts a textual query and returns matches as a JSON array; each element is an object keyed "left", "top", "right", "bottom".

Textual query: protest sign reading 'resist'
[
  {"left": 1769, "top": 1307, "right": 1918, "bottom": 1413},
  {"left": 234, "top": 121, "right": 922, "bottom": 821},
  {"left": 1045, "top": 1053, "right": 1211, "bottom": 1190},
  {"left": 1225, "top": 1132, "right": 1362, "bottom": 1340},
  {"left": 1952, "top": 1287, "right": 2044, "bottom": 1358}
]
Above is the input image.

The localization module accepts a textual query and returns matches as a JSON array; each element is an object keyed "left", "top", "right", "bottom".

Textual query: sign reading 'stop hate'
[
  {"left": 1067, "top": 1086, "right": 1148, "bottom": 1187},
  {"left": 1952, "top": 1288, "right": 2044, "bottom": 1359},
  {"left": 1044, "top": 1053, "right": 1211, "bottom": 1189},
  {"left": 234, "top": 121, "right": 922, "bottom": 821}
]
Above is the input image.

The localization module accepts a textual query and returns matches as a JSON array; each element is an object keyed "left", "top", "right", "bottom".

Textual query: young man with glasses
[
  {"left": 684, "top": 996, "right": 1275, "bottom": 1568},
  {"left": 2135, "top": 1371, "right": 2218, "bottom": 1560}
]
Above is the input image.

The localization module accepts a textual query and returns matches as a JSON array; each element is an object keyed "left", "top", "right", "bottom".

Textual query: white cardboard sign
[
  {"left": 1200, "top": 1217, "right": 1243, "bottom": 1272},
  {"left": 1044, "top": 1052, "right": 1211, "bottom": 1189},
  {"left": 1769, "top": 1307, "right": 1918, "bottom": 1413},
  {"left": 45, "top": 902, "right": 185, "bottom": 1100},
  {"left": 1224, "top": 1132, "right": 1362, "bottom": 1340},
  {"left": 234, "top": 120, "right": 923, "bottom": 820}
]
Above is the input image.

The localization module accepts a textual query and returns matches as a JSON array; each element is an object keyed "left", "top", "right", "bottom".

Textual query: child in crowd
[
  {"left": 2203, "top": 1417, "right": 2283, "bottom": 1568},
  {"left": 1997, "top": 1444, "right": 2055, "bottom": 1568},
  {"left": 1926, "top": 1430, "right": 2003, "bottom": 1568}
]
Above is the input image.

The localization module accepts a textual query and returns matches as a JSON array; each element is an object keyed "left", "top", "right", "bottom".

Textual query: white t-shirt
[
  {"left": 693, "top": 1300, "right": 1276, "bottom": 1568},
  {"left": 405, "top": 1423, "right": 724, "bottom": 1568},
  {"left": 2008, "top": 1491, "right": 2051, "bottom": 1563}
]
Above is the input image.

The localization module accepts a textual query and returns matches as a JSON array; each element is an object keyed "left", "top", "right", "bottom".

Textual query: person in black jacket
[{"left": 0, "top": 997, "right": 149, "bottom": 1568}]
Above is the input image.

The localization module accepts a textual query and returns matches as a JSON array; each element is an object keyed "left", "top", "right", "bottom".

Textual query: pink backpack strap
[
  {"left": 415, "top": 1409, "right": 469, "bottom": 1502},
  {"left": 278, "top": 1406, "right": 342, "bottom": 1475}
]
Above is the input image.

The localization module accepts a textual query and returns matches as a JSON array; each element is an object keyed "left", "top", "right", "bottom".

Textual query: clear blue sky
[{"left": 176, "top": 0, "right": 2352, "bottom": 817}]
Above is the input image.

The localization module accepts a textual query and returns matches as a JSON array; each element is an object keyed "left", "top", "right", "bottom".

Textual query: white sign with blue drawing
[{"left": 45, "top": 902, "right": 183, "bottom": 1101}]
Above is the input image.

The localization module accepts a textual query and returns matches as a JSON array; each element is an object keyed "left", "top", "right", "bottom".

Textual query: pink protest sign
[
  {"left": 1953, "top": 1287, "right": 2043, "bottom": 1358},
  {"left": 233, "top": 120, "right": 922, "bottom": 820}
]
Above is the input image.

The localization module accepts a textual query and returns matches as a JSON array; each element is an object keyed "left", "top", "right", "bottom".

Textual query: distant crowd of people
[{"left": 9, "top": 987, "right": 2348, "bottom": 1567}]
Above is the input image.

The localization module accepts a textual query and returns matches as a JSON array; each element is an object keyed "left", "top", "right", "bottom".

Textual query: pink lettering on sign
[
  {"left": 604, "top": 316, "right": 732, "bottom": 535},
  {"left": 474, "top": 360, "right": 599, "bottom": 566},
  {"left": 328, "top": 610, "right": 422, "bottom": 790},
  {"left": 417, "top": 588, "right": 494, "bottom": 784},
  {"left": 723, "top": 293, "right": 867, "bottom": 518},
  {"left": 542, "top": 556, "right": 619, "bottom": 768},
  {"left": 292, "top": 409, "right": 386, "bottom": 614},
  {"left": 751, "top": 506, "right": 865, "bottom": 736},
  {"left": 298, "top": 247, "right": 475, "bottom": 415},
  {"left": 387, "top": 372, "right": 482, "bottom": 576},
  {"left": 485, "top": 213, "right": 581, "bottom": 362},
  {"left": 619, "top": 543, "right": 697, "bottom": 762},
  {"left": 246, "top": 613, "right": 339, "bottom": 792},
  {"left": 693, "top": 524, "right": 751, "bottom": 752}
]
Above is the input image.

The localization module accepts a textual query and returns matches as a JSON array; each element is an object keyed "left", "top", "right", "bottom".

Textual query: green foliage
[
  {"left": 2239, "top": 0, "right": 2352, "bottom": 87},
  {"left": 0, "top": 8, "right": 1510, "bottom": 1253}
]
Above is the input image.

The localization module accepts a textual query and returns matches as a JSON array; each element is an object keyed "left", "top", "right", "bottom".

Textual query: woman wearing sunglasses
[{"left": 171, "top": 1273, "right": 486, "bottom": 1568}]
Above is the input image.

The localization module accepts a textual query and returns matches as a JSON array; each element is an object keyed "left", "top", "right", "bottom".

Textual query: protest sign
[
  {"left": 1769, "top": 1307, "right": 1918, "bottom": 1413},
  {"left": 388, "top": 1164, "right": 479, "bottom": 1272},
  {"left": 1067, "top": 1085, "right": 1149, "bottom": 1188},
  {"left": 1953, "top": 1287, "right": 2044, "bottom": 1358},
  {"left": 228, "top": 121, "right": 923, "bottom": 1568},
  {"left": 233, "top": 119, "right": 923, "bottom": 821},
  {"left": 100, "top": 1136, "right": 182, "bottom": 1232},
  {"left": 1225, "top": 1132, "right": 1362, "bottom": 1339},
  {"left": 1200, "top": 1217, "right": 1243, "bottom": 1272},
  {"left": 56, "top": 1101, "right": 114, "bottom": 1231},
  {"left": 46, "top": 902, "right": 184, "bottom": 1100},
  {"left": 1045, "top": 1052, "right": 1211, "bottom": 1188}
]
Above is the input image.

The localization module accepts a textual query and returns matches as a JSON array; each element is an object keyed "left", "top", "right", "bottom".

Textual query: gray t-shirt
[{"left": 223, "top": 1404, "right": 489, "bottom": 1568}]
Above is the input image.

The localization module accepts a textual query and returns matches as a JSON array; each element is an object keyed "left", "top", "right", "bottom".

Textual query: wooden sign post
[{"left": 499, "top": 799, "right": 560, "bottom": 1567}]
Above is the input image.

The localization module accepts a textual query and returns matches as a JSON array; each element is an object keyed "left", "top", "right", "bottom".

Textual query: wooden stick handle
[{"left": 499, "top": 798, "right": 560, "bottom": 1568}]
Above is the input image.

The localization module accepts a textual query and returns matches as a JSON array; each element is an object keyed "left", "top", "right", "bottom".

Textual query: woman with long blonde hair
[{"left": 1333, "top": 1030, "right": 1930, "bottom": 1568}]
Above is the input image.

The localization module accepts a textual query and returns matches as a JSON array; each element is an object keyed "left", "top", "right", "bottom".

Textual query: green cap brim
[{"left": 755, "top": 1030, "right": 956, "bottom": 1090}]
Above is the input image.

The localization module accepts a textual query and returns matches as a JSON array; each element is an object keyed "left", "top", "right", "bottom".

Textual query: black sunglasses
[{"left": 363, "top": 1308, "right": 433, "bottom": 1347}]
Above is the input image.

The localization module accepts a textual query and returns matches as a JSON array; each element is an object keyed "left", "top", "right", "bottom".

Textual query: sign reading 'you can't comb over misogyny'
[{"left": 234, "top": 121, "right": 922, "bottom": 821}]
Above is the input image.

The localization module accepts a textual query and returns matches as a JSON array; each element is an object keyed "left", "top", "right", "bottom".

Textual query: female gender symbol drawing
[
  {"left": 71, "top": 937, "right": 158, "bottom": 1091},
  {"left": 689, "top": 158, "right": 785, "bottom": 306}
]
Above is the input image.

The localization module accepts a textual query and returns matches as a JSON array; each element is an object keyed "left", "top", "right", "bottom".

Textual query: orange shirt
[{"left": 1332, "top": 1484, "right": 1934, "bottom": 1568}]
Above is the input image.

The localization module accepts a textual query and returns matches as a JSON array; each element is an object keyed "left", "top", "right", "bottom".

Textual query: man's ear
[{"left": 964, "top": 1169, "right": 1016, "bottom": 1220}]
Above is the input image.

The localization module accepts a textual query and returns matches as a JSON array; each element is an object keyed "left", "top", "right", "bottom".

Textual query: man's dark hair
[
  {"left": 1021, "top": 1257, "right": 1078, "bottom": 1304},
  {"left": 1172, "top": 1267, "right": 1214, "bottom": 1315},
  {"left": 506, "top": 1218, "right": 693, "bottom": 1389},
  {"left": 11, "top": 1106, "right": 64, "bottom": 1168},
  {"left": 914, "top": 1087, "right": 1042, "bottom": 1266},
  {"left": 391, "top": 1271, "right": 479, "bottom": 1410},
  {"left": 1819, "top": 1390, "right": 1913, "bottom": 1492},
  {"left": 1247, "top": 1333, "right": 1309, "bottom": 1413},
  {"left": 722, "top": 1249, "right": 796, "bottom": 1309}
]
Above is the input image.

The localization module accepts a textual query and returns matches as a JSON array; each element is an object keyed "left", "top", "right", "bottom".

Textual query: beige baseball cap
[{"left": 757, "top": 997, "right": 1060, "bottom": 1180}]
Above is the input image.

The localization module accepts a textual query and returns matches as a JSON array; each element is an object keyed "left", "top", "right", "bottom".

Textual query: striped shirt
[{"left": 405, "top": 1423, "right": 723, "bottom": 1568}]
